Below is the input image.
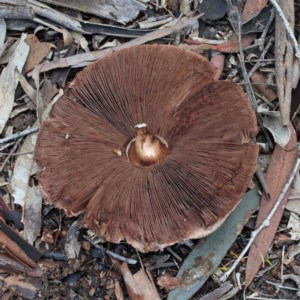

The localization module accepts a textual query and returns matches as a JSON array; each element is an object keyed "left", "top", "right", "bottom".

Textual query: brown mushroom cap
[{"left": 36, "top": 45, "right": 259, "bottom": 252}]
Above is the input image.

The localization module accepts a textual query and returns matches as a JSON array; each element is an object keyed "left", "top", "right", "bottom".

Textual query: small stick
[
  {"left": 265, "top": 280, "right": 299, "bottom": 292},
  {"left": 255, "top": 164, "right": 270, "bottom": 199},
  {"left": 83, "top": 235, "right": 137, "bottom": 265},
  {"left": 166, "top": 246, "right": 182, "bottom": 262},
  {"left": 0, "top": 138, "right": 22, "bottom": 172},
  {"left": 259, "top": 8, "right": 276, "bottom": 51},
  {"left": 219, "top": 158, "right": 300, "bottom": 283},
  {"left": 232, "top": 5, "right": 274, "bottom": 149},
  {"left": 0, "top": 127, "right": 38, "bottom": 144},
  {"left": 0, "top": 141, "right": 15, "bottom": 152},
  {"left": 248, "top": 37, "right": 275, "bottom": 79},
  {"left": 269, "top": 0, "right": 300, "bottom": 65}
]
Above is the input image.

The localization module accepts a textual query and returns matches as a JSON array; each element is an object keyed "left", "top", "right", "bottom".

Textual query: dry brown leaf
[
  {"left": 242, "top": 0, "right": 268, "bottom": 23},
  {"left": 251, "top": 71, "right": 277, "bottom": 102},
  {"left": 245, "top": 125, "right": 298, "bottom": 288},
  {"left": 114, "top": 280, "right": 124, "bottom": 300},
  {"left": 157, "top": 273, "right": 181, "bottom": 290},
  {"left": 210, "top": 53, "right": 225, "bottom": 80},
  {"left": 184, "top": 33, "right": 257, "bottom": 53},
  {"left": 24, "top": 34, "right": 53, "bottom": 72},
  {"left": 119, "top": 263, "right": 160, "bottom": 300}
]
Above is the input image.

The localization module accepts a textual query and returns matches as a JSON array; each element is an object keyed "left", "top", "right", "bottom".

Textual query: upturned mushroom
[{"left": 36, "top": 45, "right": 259, "bottom": 252}]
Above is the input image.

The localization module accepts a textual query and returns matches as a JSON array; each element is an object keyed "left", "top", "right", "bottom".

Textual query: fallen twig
[
  {"left": 0, "top": 138, "right": 22, "bottom": 172},
  {"left": 248, "top": 37, "right": 274, "bottom": 79},
  {"left": 220, "top": 157, "right": 300, "bottom": 283},
  {"left": 255, "top": 164, "right": 270, "bottom": 199},
  {"left": 83, "top": 235, "right": 137, "bottom": 265},
  {"left": 269, "top": 0, "right": 300, "bottom": 65},
  {"left": 229, "top": 3, "right": 274, "bottom": 149},
  {"left": 0, "top": 127, "right": 38, "bottom": 144}
]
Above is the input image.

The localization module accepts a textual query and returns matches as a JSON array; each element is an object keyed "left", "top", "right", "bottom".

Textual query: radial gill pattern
[{"left": 36, "top": 45, "right": 259, "bottom": 252}]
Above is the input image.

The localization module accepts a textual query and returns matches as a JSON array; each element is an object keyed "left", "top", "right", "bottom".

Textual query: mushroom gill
[{"left": 35, "top": 45, "right": 259, "bottom": 252}]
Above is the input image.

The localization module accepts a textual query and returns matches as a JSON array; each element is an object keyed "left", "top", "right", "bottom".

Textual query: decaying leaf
[
  {"left": 64, "top": 220, "right": 81, "bottom": 259},
  {"left": 0, "top": 34, "right": 29, "bottom": 134},
  {"left": 11, "top": 122, "right": 39, "bottom": 207},
  {"left": 168, "top": 188, "right": 260, "bottom": 300},
  {"left": 119, "top": 263, "right": 160, "bottom": 300},
  {"left": 258, "top": 108, "right": 291, "bottom": 147},
  {"left": 283, "top": 242, "right": 300, "bottom": 264},
  {"left": 245, "top": 126, "right": 298, "bottom": 288},
  {"left": 287, "top": 212, "right": 300, "bottom": 240},
  {"left": 22, "top": 186, "right": 42, "bottom": 245}
]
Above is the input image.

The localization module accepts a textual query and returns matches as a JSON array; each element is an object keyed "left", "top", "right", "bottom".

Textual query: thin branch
[
  {"left": 83, "top": 235, "right": 137, "bottom": 265},
  {"left": 248, "top": 37, "right": 275, "bottom": 79},
  {"left": 255, "top": 164, "right": 270, "bottom": 199},
  {"left": 269, "top": 0, "right": 300, "bottom": 65},
  {"left": 219, "top": 157, "right": 300, "bottom": 283},
  {"left": 230, "top": 4, "right": 274, "bottom": 149},
  {"left": 0, "top": 127, "right": 38, "bottom": 144},
  {"left": 0, "top": 138, "right": 22, "bottom": 172}
]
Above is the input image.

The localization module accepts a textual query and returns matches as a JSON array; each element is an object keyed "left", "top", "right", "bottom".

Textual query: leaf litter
[{"left": 0, "top": 0, "right": 300, "bottom": 299}]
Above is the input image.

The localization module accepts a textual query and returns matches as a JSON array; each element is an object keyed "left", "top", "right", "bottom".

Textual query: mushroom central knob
[{"left": 126, "top": 123, "right": 168, "bottom": 167}]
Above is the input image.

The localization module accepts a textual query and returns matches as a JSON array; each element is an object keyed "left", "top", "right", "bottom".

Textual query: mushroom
[{"left": 36, "top": 45, "right": 259, "bottom": 252}]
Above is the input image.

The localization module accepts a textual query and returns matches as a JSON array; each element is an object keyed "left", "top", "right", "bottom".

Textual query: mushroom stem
[{"left": 126, "top": 124, "right": 168, "bottom": 167}]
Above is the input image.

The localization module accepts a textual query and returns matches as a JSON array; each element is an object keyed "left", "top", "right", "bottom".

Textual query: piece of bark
[
  {"left": 245, "top": 125, "right": 298, "bottom": 288},
  {"left": 119, "top": 263, "right": 160, "bottom": 300},
  {"left": 275, "top": 0, "right": 294, "bottom": 126},
  {"left": 0, "top": 253, "right": 43, "bottom": 277},
  {"left": 39, "top": 0, "right": 146, "bottom": 24},
  {"left": 1, "top": 274, "right": 41, "bottom": 300},
  {"left": 0, "top": 4, "right": 33, "bottom": 19},
  {"left": 0, "top": 0, "right": 83, "bottom": 32},
  {"left": 0, "top": 220, "right": 42, "bottom": 268}
]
